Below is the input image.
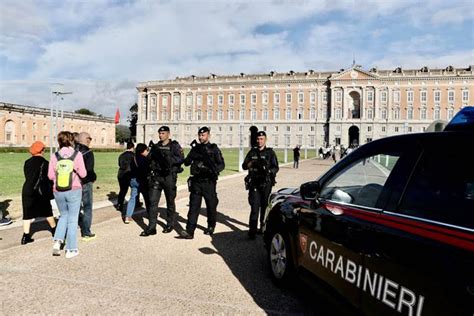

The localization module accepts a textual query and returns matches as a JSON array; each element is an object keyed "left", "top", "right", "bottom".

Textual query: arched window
[{"left": 5, "top": 120, "right": 15, "bottom": 143}]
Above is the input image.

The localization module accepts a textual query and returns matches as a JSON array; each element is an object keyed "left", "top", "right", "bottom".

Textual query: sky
[{"left": 0, "top": 0, "right": 473, "bottom": 124}]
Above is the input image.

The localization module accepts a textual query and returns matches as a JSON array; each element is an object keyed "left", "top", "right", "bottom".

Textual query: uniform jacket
[
  {"left": 243, "top": 147, "right": 279, "bottom": 187},
  {"left": 184, "top": 142, "right": 225, "bottom": 179}
]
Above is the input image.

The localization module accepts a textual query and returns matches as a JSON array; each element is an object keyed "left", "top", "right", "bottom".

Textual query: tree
[
  {"left": 75, "top": 108, "right": 96, "bottom": 116},
  {"left": 115, "top": 124, "right": 131, "bottom": 144},
  {"left": 128, "top": 103, "right": 138, "bottom": 142}
]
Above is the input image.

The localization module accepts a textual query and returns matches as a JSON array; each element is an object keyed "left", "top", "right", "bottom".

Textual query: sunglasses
[{"left": 87, "top": 137, "right": 92, "bottom": 141}]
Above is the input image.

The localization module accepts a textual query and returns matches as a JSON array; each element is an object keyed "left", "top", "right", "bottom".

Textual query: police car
[{"left": 263, "top": 107, "right": 474, "bottom": 316}]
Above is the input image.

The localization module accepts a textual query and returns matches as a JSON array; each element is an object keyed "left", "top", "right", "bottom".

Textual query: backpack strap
[{"left": 70, "top": 150, "right": 79, "bottom": 161}]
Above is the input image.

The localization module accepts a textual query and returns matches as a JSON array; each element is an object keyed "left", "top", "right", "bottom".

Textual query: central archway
[{"left": 348, "top": 125, "right": 359, "bottom": 147}]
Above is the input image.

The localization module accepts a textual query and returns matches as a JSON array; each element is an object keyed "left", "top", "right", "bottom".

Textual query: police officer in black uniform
[
  {"left": 140, "top": 126, "right": 184, "bottom": 236},
  {"left": 179, "top": 126, "right": 225, "bottom": 239},
  {"left": 243, "top": 131, "right": 279, "bottom": 239}
]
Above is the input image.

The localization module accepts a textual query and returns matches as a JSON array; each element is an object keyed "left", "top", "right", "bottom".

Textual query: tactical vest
[{"left": 151, "top": 141, "right": 174, "bottom": 176}]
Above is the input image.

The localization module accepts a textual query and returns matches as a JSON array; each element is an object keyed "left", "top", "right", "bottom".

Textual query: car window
[
  {"left": 320, "top": 154, "right": 400, "bottom": 208},
  {"left": 398, "top": 148, "right": 474, "bottom": 229}
]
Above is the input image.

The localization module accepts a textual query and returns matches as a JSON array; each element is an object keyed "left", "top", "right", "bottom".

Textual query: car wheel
[{"left": 268, "top": 230, "right": 295, "bottom": 286}]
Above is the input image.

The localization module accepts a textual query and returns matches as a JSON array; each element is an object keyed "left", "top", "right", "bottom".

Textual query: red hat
[{"left": 29, "top": 141, "right": 45, "bottom": 156}]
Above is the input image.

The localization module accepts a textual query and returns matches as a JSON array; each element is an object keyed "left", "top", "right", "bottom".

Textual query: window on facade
[
  {"left": 186, "top": 95, "right": 193, "bottom": 106},
  {"left": 218, "top": 95, "right": 224, "bottom": 105},
  {"left": 263, "top": 109, "right": 269, "bottom": 120},
  {"left": 229, "top": 94, "right": 235, "bottom": 105},
  {"left": 407, "top": 107, "right": 413, "bottom": 120},
  {"left": 382, "top": 126, "right": 386, "bottom": 132},
  {"left": 335, "top": 108, "right": 342, "bottom": 119},
  {"left": 251, "top": 93, "right": 257, "bottom": 104},
  {"left": 22, "top": 134, "right": 25, "bottom": 141},
  {"left": 408, "top": 126, "right": 412, "bottom": 132},
  {"left": 368, "top": 126, "right": 372, "bottom": 132},
  {"left": 297, "top": 135, "right": 303, "bottom": 146},
  {"left": 367, "top": 91, "right": 373, "bottom": 102},
  {"left": 297, "top": 108, "right": 303, "bottom": 120},
  {"left": 33, "top": 122, "right": 37, "bottom": 130},
  {"left": 286, "top": 108, "right": 292, "bottom": 120},
  {"left": 218, "top": 110, "right": 223, "bottom": 120},
  {"left": 395, "top": 127, "right": 399, "bottom": 132},
  {"left": 286, "top": 93, "right": 292, "bottom": 104},
  {"left": 421, "top": 108, "right": 427, "bottom": 120},
  {"left": 187, "top": 110, "right": 192, "bottom": 121},
  {"left": 274, "top": 93, "right": 280, "bottom": 104},
  {"left": 367, "top": 108, "right": 373, "bottom": 119},
  {"left": 381, "top": 108, "right": 387, "bottom": 120},
  {"left": 228, "top": 135, "right": 233, "bottom": 147},
  {"left": 197, "top": 95, "right": 202, "bottom": 106},
  {"left": 394, "top": 108, "right": 400, "bottom": 119},
  {"left": 336, "top": 125, "right": 341, "bottom": 132},
  {"left": 447, "top": 108, "right": 454, "bottom": 120},
  {"left": 240, "top": 94, "right": 246, "bottom": 105},
  {"left": 298, "top": 126, "right": 303, "bottom": 132},
  {"left": 448, "top": 90, "right": 455, "bottom": 103},
  {"left": 207, "top": 110, "right": 213, "bottom": 121},
  {"left": 196, "top": 110, "right": 202, "bottom": 120},
  {"left": 420, "top": 91, "right": 427, "bottom": 102},
  {"left": 322, "top": 109, "right": 327, "bottom": 120},
  {"left": 310, "top": 92, "right": 316, "bottom": 103},
  {"left": 393, "top": 91, "right": 400, "bottom": 103},
  {"left": 274, "top": 135, "right": 279, "bottom": 147},
  {"left": 434, "top": 90, "right": 441, "bottom": 102},
  {"left": 298, "top": 92, "right": 304, "bottom": 103},
  {"left": 228, "top": 110, "right": 234, "bottom": 120},
  {"left": 407, "top": 91, "right": 414, "bottom": 103},
  {"left": 310, "top": 126, "right": 315, "bottom": 132},
  {"left": 322, "top": 92, "right": 328, "bottom": 102},
  {"left": 310, "top": 136, "right": 315, "bottom": 147},
  {"left": 336, "top": 91, "right": 342, "bottom": 102},
  {"left": 381, "top": 91, "right": 387, "bottom": 102},
  {"left": 310, "top": 107, "right": 316, "bottom": 120},
  {"left": 207, "top": 95, "right": 213, "bottom": 105},
  {"left": 262, "top": 93, "right": 268, "bottom": 104},
  {"left": 274, "top": 108, "right": 280, "bottom": 120},
  {"left": 251, "top": 109, "right": 257, "bottom": 120},
  {"left": 162, "top": 95, "right": 169, "bottom": 106},
  {"left": 263, "top": 126, "right": 267, "bottom": 131},
  {"left": 173, "top": 94, "right": 180, "bottom": 106},
  {"left": 151, "top": 96, "right": 156, "bottom": 106},
  {"left": 240, "top": 109, "right": 245, "bottom": 120},
  {"left": 434, "top": 107, "right": 440, "bottom": 120},
  {"left": 286, "top": 126, "right": 291, "bottom": 132},
  {"left": 173, "top": 110, "right": 179, "bottom": 121},
  {"left": 285, "top": 135, "right": 291, "bottom": 147},
  {"left": 274, "top": 126, "right": 279, "bottom": 132},
  {"left": 462, "top": 90, "right": 469, "bottom": 102}
]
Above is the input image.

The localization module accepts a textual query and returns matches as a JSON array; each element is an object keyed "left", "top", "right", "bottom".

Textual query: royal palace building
[
  {"left": 0, "top": 102, "right": 116, "bottom": 148},
  {"left": 136, "top": 65, "right": 474, "bottom": 148}
]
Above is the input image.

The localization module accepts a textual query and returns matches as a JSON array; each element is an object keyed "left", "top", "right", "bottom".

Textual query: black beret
[
  {"left": 198, "top": 126, "right": 210, "bottom": 134},
  {"left": 257, "top": 131, "right": 266, "bottom": 137},
  {"left": 158, "top": 126, "right": 170, "bottom": 132}
]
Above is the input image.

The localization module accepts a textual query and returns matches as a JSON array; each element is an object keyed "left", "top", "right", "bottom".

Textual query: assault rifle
[{"left": 189, "top": 140, "right": 218, "bottom": 176}]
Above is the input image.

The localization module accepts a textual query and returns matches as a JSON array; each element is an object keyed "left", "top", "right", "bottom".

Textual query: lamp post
[{"left": 50, "top": 83, "right": 72, "bottom": 156}]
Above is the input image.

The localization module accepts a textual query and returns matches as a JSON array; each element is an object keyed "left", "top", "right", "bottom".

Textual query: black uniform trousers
[
  {"left": 186, "top": 177, "right": 218, "bottom": 234},
  {"left": 148, "top": 173, "right": 177, "bottom": 230},
  {"left": 248, "top": 183, "right": 272, "bottom": 234},
  {"left": 117, "top": 176, "right": 130, "bottom": 208}
]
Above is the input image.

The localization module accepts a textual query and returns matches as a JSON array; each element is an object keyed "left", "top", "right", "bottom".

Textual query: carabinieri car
[{"left": 263, "top": 107, "right": 474, "bottom": 316}]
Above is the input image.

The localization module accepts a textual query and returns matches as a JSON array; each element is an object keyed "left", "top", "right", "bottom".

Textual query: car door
[
  {"left": 362, "top": 133, "right": 474, "bottom": 316},
  {"left": 297, "top": 143, "right": 405, "bottom": 309}
]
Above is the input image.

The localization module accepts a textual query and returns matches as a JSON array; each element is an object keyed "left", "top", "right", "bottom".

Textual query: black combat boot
[{"left": 21, "top": 233, "right": 34, "bottom": 245}]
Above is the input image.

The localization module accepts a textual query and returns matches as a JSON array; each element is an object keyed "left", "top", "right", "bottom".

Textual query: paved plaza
[{"left": 0, "top": 159, "right": 342, "bottom": 315}]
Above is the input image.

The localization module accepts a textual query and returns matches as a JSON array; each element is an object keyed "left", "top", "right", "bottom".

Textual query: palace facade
[
  {"left": 136, "top": 65, "right": 474, "bottom": 148},
  {"left": 0, "top": 102, "right": 117, "bottom": 148}
]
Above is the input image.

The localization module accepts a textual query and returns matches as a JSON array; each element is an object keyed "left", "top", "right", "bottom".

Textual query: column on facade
[
  {"left": 330, "top": 88, "right": 335, "bottom": 119},
  {"left": 374, "top": 87, "right": 380, "bottom": 121}
]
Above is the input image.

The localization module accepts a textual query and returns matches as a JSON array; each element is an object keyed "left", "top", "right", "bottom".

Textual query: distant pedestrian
[
  {"left": 21, "top": 141, "right": 56, "bottom": 245},
  {"left": 124, "top": 143, "right": 150, "bottom": 224},
  {"left": 318, "top": 147, "right": 323, "bottom": 159},
  {"left": 48, "top": 131, "right": 87, "bottom": 258},
  {"left": 332, "top": 145, "right": 341, "bottom": 163},
  {"left": 76, "top": 132, "right": 97, "bottom": 241},
  {"left": 116, "top": 142, "right": 135, "bottom": 212},
  {"left": 293, "top": 145, "right": 300, "bottom": 168}
]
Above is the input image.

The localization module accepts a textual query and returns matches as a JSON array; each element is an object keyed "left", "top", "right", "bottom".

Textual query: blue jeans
[
  {"left": 79, "top": 182, "right": 93, "bottom": 236},
  {"left": 125, "top": 178, "right": 139, "bottom": 218},
  {"left": 53, "top": 189, "right": 82, "bottom": 251}
]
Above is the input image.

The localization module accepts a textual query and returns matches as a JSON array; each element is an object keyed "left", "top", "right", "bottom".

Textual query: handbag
[{"left": 33, "top": 161, "right": 53, "bottom": 199}]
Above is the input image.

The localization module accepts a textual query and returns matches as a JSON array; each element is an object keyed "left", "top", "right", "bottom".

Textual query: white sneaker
[
  {"left": 65, "top": 250, "right": 79, "bottom": 259},
  {"left": 52, "top": 240, "right": 62, "bottom": 256}
]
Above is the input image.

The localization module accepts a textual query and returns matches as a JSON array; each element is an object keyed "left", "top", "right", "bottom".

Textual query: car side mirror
[{"left": 300, "top": 181, "right": 320, "bottom": 201}]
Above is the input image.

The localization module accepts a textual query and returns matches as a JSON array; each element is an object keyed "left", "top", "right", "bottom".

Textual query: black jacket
[
  {"left": 76, "top": 143, "right": 97, "bottom": 184},
  {"left": 243, "top": 146, "right": 279, "bottom": 187},
  {"left": 118, "top": 150, "right": 134, "bottom": 179},
  {"left": 131, "top": 154, "right": 149, "bottom": 186},
  {"left": 184, "top": 142, "right": 225, "bottom": 179}
]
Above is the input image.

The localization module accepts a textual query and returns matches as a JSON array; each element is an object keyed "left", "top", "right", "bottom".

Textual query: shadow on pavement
[{"left": 0, "top": 199, "right": 12, "bottom": 218}]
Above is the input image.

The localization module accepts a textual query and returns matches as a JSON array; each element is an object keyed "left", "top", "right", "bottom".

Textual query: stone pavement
[{"left": 0, "top": 159, "right": 337, "bottom": 314}]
